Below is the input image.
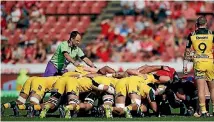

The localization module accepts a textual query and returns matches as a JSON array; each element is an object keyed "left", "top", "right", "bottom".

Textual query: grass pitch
[{"left": 1, "top": 97, "right": 213, "bottom": 121}]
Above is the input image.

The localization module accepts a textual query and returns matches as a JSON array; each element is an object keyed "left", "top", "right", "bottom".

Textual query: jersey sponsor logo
[{"left": 196, "top": 36, "right": 208, "bottom": 40}]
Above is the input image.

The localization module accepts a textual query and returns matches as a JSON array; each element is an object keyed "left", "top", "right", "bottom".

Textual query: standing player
[
  {"left": 183, "top": 16, "right": 214, "bottom": 117},
  {"left": 43, "top": 31, "right": 95, "bottom": 77}
]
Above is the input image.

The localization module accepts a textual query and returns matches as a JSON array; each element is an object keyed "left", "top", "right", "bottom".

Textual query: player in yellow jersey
[
  {"left": 138, "top": 83, "right": 160, "bottom": 117},
  {"left": 1, "top": 76, "right": 60, "bottom": 117},
  {"left": 40, "top": 66, "right": 117, "bottom": 118},
  {"left": 184, "top": 16, "right": 214, "bottom": 117},
  {"left": 106, "top": 76, "right": 141, "bottom": 118}
]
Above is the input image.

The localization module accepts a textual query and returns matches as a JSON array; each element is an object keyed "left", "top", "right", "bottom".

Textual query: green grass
[{"left": 1, "top": 97, "right": 213, "bottom": 121}]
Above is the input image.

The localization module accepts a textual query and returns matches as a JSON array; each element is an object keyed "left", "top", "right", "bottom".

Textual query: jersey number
[{"left": 198, "top": 43, "right": 207, "bottom": 53}]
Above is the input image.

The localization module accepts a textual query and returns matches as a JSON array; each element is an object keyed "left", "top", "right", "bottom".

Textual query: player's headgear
[
  {"left": 69, "top": 31, "right": 80, "bottom": 40},
  {"left": 196, "top": 16, "right": 207, "bottom": 27}
]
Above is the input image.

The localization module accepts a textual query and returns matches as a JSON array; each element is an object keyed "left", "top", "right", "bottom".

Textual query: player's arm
[
  {"left": 138, "top": 65, "right": 170, "bottom": 74},
  {"left": 183, "top": 33, "right": 192, "bottom": 74},
  {"left": 126, "top": 65, "right": 169, "bottom": 75}
]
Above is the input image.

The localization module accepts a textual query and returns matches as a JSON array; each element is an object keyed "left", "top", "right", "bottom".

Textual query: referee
[{"left": 43, "top": 31, "right": 95, "bottom": 76}]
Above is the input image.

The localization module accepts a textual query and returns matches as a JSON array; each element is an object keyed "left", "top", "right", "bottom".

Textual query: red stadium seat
[
  {"left": 62, "top": 1, "right": 72, "bottom": 7},
  {"left": 37, "top": 1, "right": 49, "bottom": 9},
  {"left": 2, "top": 29, "right": 12, "bottom": 37},
  {"left": 52, "top": 1, "right": 61, "bottom": 8},
  {"left": 68, "top": 3, "right": 79, "bottom": 14},
  {"left": 65, "top": 22, "right": 76, "bottom": 33},
  {"left": 58, "top": 16, "right": 68, "bottom": 23},
  {"left": 48, "top": 28, "right": 57, "bottom": 36},
  {"left": 69, "top": 16, "right": 79, "bottom": 24},
  {"left": 97, "top": 1, "right": 107, "bottom": 8},
  {"left": 79, "top": 3, "right": 91, "bottom": 14},
  {"left": 5, "top": 1, "right": 16, "bottom": 13},
  {"left": 80, "top": 16, "right": 91, "bottom": 24},
  {"left": 85, "top": 1, "right": 94, "bottom": 7},
  {"left": 47, "top": 16, "right": 57, "bottom": 23},
  {"left": 57, "top": 3, "right": 68, "bottom": 14},
  {"left": 55, "top": 22, "right": 66, "bottom": 34},
  {"left": 14, "top": 29, "right": 22, "bottom": 37},
  {"left": 72, "top": 1, "right": 83, "bottom": 7},
  {"left": 30, "top": 22, "right": 41, "bottom": 30},
  {"left": 43, "top": 22, "right": 53, "bottom": 30},
  {"left": 46, "top": 3, "right": 57, "bottom": 14},
  {"left": 37, "top": 29, "right": 46, "bottom": 39},
  {"left": 91, "top": 3, "right": 102, "bottom": 14}
]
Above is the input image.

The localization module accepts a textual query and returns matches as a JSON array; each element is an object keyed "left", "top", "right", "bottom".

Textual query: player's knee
[
  {"left": 68, "top": 98, "right": 80, "bottom": 105},
  {"left": 115, "top": 103, "right": 125, "bottom": 108},
  {"left": 103, "top": 94, "right": 114, "bottom": 105},
  {"left": 17, "top": 96, "right": 27, "bottom": 104},
  {"left": 30, "top": 96, "right": 40, "bottom": 105},
  {"left": 84, "top": 92, "right": 96, "bottom": 106},
  {"left": 131, "top": 98, "right": 141, "bottom": 107}
]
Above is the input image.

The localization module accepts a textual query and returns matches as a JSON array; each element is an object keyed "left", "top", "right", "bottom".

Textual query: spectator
[
  {"left": 30, "top": 5, "right": 45, "bottom": 24},
  {"left": 24, "top": 43, "right": 36, "bottom": 63},
  {"left": 10, "top": 5, "right": 21, "bottom": 23},
  {"left": 2, "top": 44, "right": 13, "bottom": 63},
  {"left": 135, "top": 16, "right": 145, "bottom": 33},
  {"left": 11, "top": 44, "right": 25, "bottom": 64},
  {"left": 34, "top": 41, "right": 47, "bottom": 63},
  {"left": 119, "top": 0, "right": 135, "bottom": 15}
]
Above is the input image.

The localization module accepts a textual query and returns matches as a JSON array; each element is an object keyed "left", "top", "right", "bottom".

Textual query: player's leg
[
  {"left": 122, "top": 80, "right": 141, "bottom": 118},
  {"left": 27, "top": 77, "right": 48, "bottom": 117},
  {"left": 206, "top": 63, "right": 214, "bottom": 116},
  {"left": 40, "top": 77, "right": 66, "bottom": 118},
  {"left": 1, "top": 77, "right": 36, "bottom": 116},
  {"left": 63, "top": 78, "right": 80, "bottom": 119},
  {"left": 110, "top": 79, "right": 126, "bottom": 118}
]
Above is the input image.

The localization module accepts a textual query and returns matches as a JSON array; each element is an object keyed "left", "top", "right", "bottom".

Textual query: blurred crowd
[
  {"left": 1, "top": 1, "right": 214, "bottom": 63},
  {"left": 1, "top": 1, "right": 49, "bottom": 64},
  {"left": 84, "top": 1, "right": 214, "bottom": 62}
]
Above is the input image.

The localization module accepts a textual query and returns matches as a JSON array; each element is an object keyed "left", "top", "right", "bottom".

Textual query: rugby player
[
  {"left": 1, "top": 76, "right": 60, "bottom": 117},
  {"left": 183, "top": 16, "right": 214, "bottom": 117}
]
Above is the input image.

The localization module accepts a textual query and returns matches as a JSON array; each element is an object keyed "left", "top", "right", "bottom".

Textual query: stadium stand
[{"left": 1, "top": 1, "right": 214, "bottom": 63}]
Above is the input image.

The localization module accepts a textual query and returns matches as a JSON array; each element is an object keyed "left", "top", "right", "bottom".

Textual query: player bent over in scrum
[
  {"left": 1, "top": 76, "right": 60, "bottom": 117},
  {"left": 138, "top": 83, "right": 159, "bottom": 117},
  {"left": 108, "top": 76, "right": 142, "bottom": 118}
]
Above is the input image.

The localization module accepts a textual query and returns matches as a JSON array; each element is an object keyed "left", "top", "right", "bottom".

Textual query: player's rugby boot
[
  {"left": 58, "top": 105, "right": 65, "bottom": 118},
  {"left": 124, "top": 107, "right": 132, "bottom": 118},
  {"left": 64, "top": 106, "right": 71, "bottom": 119},
  {"left": 39, "top": 106, "right": 49, "bottom": 118},
  {"left": 13, "top": 105, "right": 19, "bottom": 117},
  {"left": 1, "top": 104, "right": 5, "bottom": 116},
  {"left": 103, "top": 105, "right": 113, "bottom": 118},
  {"left": 27, "top": 105, "right": 34, "bottom": 117}
]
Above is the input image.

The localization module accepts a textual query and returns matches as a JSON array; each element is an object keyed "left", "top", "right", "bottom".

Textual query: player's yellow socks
[
  {"left": 75, "top": 105, "right": 80, "bottom": 111},
  {"left": 127, "top": 105, "right": 133, "bottom": 111},
  {"left": 45, "top": 104, "right": 51, "bottom": 110},
  {"left": 199, "top": 103, "right": 207, "bottom": 113},
  {"left": 66, "top": 105, "right": 74, "bottom": 110},
  {"left": 34, "top": 105, "right": 41, "bottom": 111},
  {"left": 18, "top": 104, "right": 26, "bottom": 110},
  {"left": 3, "top": 103, "right": 11, "bottom": 109}
]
